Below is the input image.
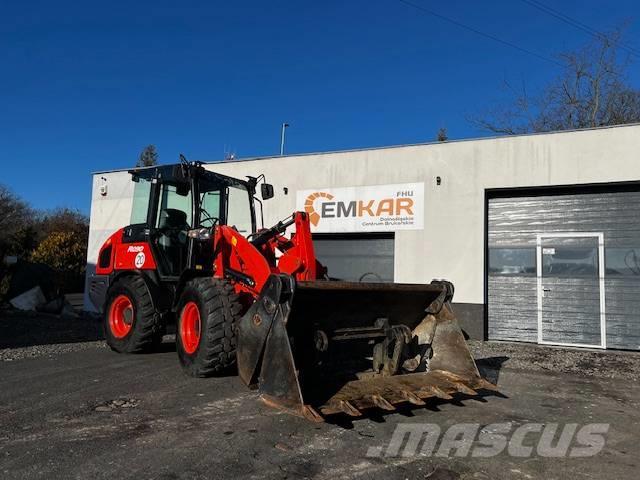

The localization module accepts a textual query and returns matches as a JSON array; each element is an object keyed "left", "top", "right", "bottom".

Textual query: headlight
[{"left": 187, "top": 228, "right": 211, "bottom": 240}]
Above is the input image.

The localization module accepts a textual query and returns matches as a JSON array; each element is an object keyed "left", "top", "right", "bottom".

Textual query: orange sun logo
[{"left": 304, "top": 192, "right": 334, "bottom": 226}]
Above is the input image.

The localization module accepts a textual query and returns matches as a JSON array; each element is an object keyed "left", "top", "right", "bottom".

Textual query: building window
[
  {"left": 488, "top": 248, "right": 536, "bottom": 275},
  {"left": 605, "top": 248, "right": 640, "bottom": 276},
  {"left": 541, "top": 247, "right": 598, "bottom": 277}
]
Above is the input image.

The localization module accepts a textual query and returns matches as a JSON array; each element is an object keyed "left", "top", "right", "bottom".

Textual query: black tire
[
  {"left": 176, "top": 277, "right": 242, "bottom": 377},
  {"left": 104, "top": 275, "right": 163, "bottom": 353}
]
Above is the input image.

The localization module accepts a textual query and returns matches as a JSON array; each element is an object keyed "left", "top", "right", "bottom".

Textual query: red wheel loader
[{"left": 90, "top": 160, "right": 495, "bottom": 421}]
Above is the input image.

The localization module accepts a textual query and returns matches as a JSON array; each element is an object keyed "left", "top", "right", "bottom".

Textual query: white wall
[
  {"left": 84, "top": 171, "right": 136, "bottom": 311},
  {"left": 86, "top": 171, "right": 136, "bottom": 265},
  {"left": 85, "top": 124, "right": 640, "bottom": 310},
  {"left": 206, "top": 125, "right": 640, "bottom": 304}
]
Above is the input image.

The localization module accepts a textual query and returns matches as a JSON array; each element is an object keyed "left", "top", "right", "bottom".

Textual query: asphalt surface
[{"left": 1, "top": 339, "right": 639, "bottom": 479}]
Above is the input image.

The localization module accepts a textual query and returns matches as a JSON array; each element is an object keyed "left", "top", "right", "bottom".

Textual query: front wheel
[
  {"left": 104, "top": 275, "right": 163, "bottom": 353},
  {"left": 176, "top": 278, "right": 243, "bottom": 377}
]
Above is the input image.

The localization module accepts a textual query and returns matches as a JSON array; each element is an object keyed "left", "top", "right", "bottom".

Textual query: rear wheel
[
  {"left": 104, "top": 275, "right": 163, "bottom": 353},
  {"left": 176, "top": 277, "right": 242, "bottom": 377}
]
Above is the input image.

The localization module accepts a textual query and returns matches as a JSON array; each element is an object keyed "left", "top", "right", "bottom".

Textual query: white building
[{"left": 86, "top": 123, "right": 640, "bottom": 350}]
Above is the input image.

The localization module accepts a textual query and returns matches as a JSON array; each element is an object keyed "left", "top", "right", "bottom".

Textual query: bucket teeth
[
  {"left": 302, "top": 405, "right": 324, "bottom": 423},
  {"left": 337, "top": 400, "right": 362, "bottom": 417},
  {"left": 423, "top": 385, "right": 453, "bottom": 400},
  {"left": 431, "top": 370, "right": 479, "bottom": 396},
  {"left": 477, "top": 379, "right": 499, "bottom": 391},
  {"left": 371, "top": 395, "right": 396, "bottom": 411},
  {"left": 451, "top": 381, "right": 477, "bottom": 396},
  {"left": 402, "top": 390, "right": 426, "bottom": 406}
]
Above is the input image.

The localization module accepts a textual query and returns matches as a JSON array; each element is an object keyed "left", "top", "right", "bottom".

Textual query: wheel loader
[{"left": 91, "top": 160, "right": 495, "bottom": 421}]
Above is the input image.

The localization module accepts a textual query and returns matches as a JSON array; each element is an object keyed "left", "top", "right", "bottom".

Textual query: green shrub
[{"left": 31, "top": 231, "right": 87, "bottom": 275}]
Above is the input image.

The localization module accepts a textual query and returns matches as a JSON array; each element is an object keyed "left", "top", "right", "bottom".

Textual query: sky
[{"left": 2, "top": 0, "right": 639, "bottom": 214}]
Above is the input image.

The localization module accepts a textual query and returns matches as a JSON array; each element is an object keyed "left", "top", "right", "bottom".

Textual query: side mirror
[
  {"left": 261, "top": 183, "right": 274, "bottom": 200},
  {"left": 175, "top": 182, "right": 190, "bottom": 196},
  {"left": 173, "top": 164, "right": 189, "bottom": 183}
]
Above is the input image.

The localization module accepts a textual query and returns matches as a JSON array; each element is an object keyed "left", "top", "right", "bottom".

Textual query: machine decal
[
  {"left": 134, "top": 252, "right": 146, "bottom": 268},
  {"left": 95, "top": 229, "right": 157, "bottom": 274},
  {"left": 114, "top": 242, "right": 156, "bottom": 270}
]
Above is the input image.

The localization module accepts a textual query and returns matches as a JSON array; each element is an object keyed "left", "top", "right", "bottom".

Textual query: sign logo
[
  {"left": 304, "top": 192, "right": 334, "bottom": 226},
  {"left": 134, "top": 252, "right": 146, "bottom": 268},
  {"left": 127, "top": 245, "right": 144, "bottom": 253},
  {"left": 297, "top": 183, "right": 424, "bottom": 233}
]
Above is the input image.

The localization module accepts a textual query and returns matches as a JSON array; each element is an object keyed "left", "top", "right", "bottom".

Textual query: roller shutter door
[
  {"left": 488, "top": 189, "right": 640, "bottom": 350},
  {"left": 313, "top": 234, "right": 394, "bottom": 283}
]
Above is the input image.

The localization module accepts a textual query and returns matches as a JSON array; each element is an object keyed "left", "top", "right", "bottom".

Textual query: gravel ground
[
  {"left": 2, "top": 337, "right": 639, "bottom": 479},
  {"left": 469, "top": 339, "right": 640, "bottom": 381},
  {"left": 3, "top": 308, "right": 640, "bottom": 382},
  {"left": 0, "top": 340, "right": 108, "bottom": 362},
  {"left": 0, "top": 308, "right": 102, "bottom": 347},
  {"left": 2, "top": 310, "right": 640, "bottom": 478},
  {"left": 0, "top": 307, "right": 106, "bottom": 362}
]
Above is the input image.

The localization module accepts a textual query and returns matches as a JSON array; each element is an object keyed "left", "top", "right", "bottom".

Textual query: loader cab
[{"left": 128, "top": 163, "right": 262, "bottom": 279}]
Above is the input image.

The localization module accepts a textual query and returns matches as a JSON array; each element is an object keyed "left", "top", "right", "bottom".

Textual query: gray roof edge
[{"left": 92, "top": 122, "right": 640, "bottom": 175}]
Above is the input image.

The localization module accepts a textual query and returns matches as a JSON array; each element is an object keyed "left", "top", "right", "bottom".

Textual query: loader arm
[{"left": 212, "top": 211, "right": 322, "bottom": 295}]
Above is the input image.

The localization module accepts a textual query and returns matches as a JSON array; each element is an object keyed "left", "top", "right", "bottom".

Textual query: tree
[
  {"left": 38, "top": 208, "right": 89, "bottom": 240},
  {"left": 31, "top": 231, "right": 88, "bottom": 292},
  {"left": 31, "top": 231, "right": 87, "bottom": 275},
  {"left": 436, "top": 127, "right": 448, "bottom": 142},
  {"left": 473, "top": 28, "right": 640, "bottom": 134},
  {"left": 137, "top": 145, "right": 158, "bottom": 167},
  {"left": 36, "top": 208, "right": 89, "bottom": 268},
  {"left": 0, "top": 185, "right": 34, "bottom": 258},
  {"left": 0, "top": 188, "right": 90, "bottom": 296}
]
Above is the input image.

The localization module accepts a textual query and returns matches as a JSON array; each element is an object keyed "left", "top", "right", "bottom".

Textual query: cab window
[
  {"left": 130, "top": 177, "right": 151, "bottom": 225},
  {"left": 156, "top": 184, "right": 192, "bottom": 230},
  {"left": 197, "top": 190, "right": 222, "bottom": 228},
  {"left": 226, "top": 185, "right": 253, "bottom": 235}
]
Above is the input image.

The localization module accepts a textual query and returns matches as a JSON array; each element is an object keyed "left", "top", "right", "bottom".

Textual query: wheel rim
[
  {"left": 109, "top": 295, "right": 134, "bottom": 338},
  {"left": 180, "top": 301, "right": 201, "bottom": 354}
]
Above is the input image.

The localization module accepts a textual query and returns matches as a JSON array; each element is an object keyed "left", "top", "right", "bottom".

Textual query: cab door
[{"left": 151, "top": 183, "right": 193, "bottom": 277}]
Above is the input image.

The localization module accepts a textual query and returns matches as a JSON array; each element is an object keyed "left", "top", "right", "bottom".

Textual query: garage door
[
  {"left": 487, "top": 188, "right": 640, "bottom": 350},
  {"left": 313, "top": 233, "right": 394, "bottom": 282}
]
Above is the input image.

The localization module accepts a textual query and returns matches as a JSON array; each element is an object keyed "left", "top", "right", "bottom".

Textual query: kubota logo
[{"left": 304, "top": 191, "right": 414, "bottom": 226}]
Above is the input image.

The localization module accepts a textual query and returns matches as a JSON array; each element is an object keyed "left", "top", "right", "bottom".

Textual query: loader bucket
[{"left": 236, "top": 274, "right": 496, "bottom": 421}]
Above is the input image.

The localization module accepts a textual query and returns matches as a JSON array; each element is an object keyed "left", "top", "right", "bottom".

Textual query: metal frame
[{"left": 536, "top": 232, "right": 606, "bottom": 349}]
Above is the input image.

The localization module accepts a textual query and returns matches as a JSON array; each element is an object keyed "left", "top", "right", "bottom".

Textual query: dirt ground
[
  {"left": 1, "top": 312, "right": 639, "bottom": 479},
  {"left": 469, "top": 340, "right": 640, "bottom": 382}
]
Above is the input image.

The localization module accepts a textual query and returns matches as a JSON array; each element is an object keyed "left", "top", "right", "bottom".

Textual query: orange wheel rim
[
  {"left": 109, "top": 295, "right": 134, "bottom": 338},
  {"left": 180, "top": 301, "right": 201, "bottom": 354}
]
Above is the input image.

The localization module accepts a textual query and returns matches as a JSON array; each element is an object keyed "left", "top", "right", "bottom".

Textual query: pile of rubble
[{"left": 2, "top": 256, "right": 81, "bottom": 318}]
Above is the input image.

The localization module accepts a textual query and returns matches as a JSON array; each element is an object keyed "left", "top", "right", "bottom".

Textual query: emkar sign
[{"left": 296, "top": 183, "right": 424, "bottom": 233}]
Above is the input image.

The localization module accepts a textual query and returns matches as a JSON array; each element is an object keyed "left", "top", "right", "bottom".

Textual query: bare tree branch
[{"left": 471, "top": 26, "right": 640, "bottom": 134}]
